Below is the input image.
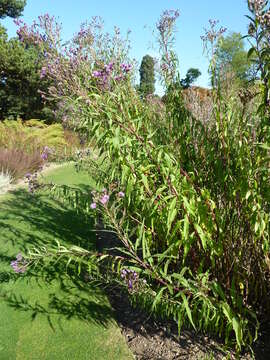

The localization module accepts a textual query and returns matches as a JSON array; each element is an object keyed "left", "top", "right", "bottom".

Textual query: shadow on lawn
[
  {"left": 0, "top": 187, "right": 115, "bottom": 330},
  {"left": 0, "top": 187, "right": 96, "bottom": 251}
]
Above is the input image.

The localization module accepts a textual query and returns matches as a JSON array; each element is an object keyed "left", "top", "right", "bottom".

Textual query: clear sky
[{"left": 1, "top": 0, "right": 251, "bottom": 94}]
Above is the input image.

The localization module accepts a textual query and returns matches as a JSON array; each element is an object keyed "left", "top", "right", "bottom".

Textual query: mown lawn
[{"left": 0, "top": 164, "right": 133, "bottom": 360}]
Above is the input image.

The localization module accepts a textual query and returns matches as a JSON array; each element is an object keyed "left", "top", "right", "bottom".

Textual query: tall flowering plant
[
  {"left": 11, "top": 8, "right": 270, "bottom": 353},
  {"left": 15, "top": 14, "right": 135, "bottom": 127}
]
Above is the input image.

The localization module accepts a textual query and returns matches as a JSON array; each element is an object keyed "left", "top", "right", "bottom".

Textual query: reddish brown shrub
[{"left": 0, "top": 147, "right": 43, "bottom": 181}]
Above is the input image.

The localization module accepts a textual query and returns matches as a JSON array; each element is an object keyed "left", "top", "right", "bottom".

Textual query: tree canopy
[
  {"left": 0, "top": 0, "right": 26, "bottom": 19},
  {"left": 139, "top": 55, "right": 155, "bottom": 96},
  {"left": 0, "top": 25, "right": 53, "bottom": 120},
  {"left": 214, "top": 32, "right": 258, "bottom": 85},
  {"left": 180, "top": 68, "right": 201, "bottom": 89}
]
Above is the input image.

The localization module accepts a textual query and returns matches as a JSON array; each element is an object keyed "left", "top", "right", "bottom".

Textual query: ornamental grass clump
[
  {"left": 15, "top": 5, "right": 270, "bottom": 353},
  {"left": 0, "top": 168, "right": 13, "bottom": 194},
  {"left": 0, "top": 147, "right": 43, "bottom": 181}
]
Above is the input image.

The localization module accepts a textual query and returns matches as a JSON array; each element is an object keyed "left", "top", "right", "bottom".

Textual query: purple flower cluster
[
  {"left": 248, "top": 0, "right": 270, "bottom": 27},
  {"left": 15, "top": 14, "right": 56, "bottom": 47},
  {"left": 156, "top": 9, "right": 180, "bottom": 34},
  {"left": 120, "top": 63, "right": 132, "bottom": 73},
  {"left": 100, "top": 193, "right": 110, "bottom": 205},
  {"left": 40, "top": 66, "right": 47, "bottom": 79},
  {"left": 10, "top": 253, "right": 28, "bottom": 273},
  {"left": 41, "top": 146, "right": 53, "bottom": 161},
  {"left": 118, "top": 191, "right": 125, "bottom": 198},
  {"left": 92, "top": 61, "right": 132, "bottom": 89},
  {"left": 120, "top": 268, "right": 138, "bottom": 290},
  {"left": 200, "top": 19, "right": 227, "bottom": 45},
  {"left": 25, "top": 172, "right": 39, "bottom": 193},
  {"left": 90, "top": 188, "right": 125, "bottom": 209}
]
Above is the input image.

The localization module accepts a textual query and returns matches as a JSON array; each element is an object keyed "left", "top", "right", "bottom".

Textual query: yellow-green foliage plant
[{"left": 0, "top": 119, "right": 67, "bottom": 155}]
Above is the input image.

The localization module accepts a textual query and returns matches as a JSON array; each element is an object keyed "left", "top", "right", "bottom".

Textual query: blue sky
[{"left": 2, "top": 0, "right": 251, "bottom": 94}]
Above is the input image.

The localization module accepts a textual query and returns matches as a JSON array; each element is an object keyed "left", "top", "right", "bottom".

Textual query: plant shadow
[{"left": 0, "top": 186, "right": 116, "bottom": 331}]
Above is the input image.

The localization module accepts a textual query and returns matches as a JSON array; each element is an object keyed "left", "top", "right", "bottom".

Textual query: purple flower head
[
  {"left": 90, "top": 202, "right": 97, "bottom": 209},
  {"left": 128, "top": 279, "right": 133, "bottom": 289},
  {"left": 120, "top": 63, "right": 132, "bottom": 73},
  {"left": 120, "top": 269, "right": 127, "bottom": 278},
  {"left": 118, "top": 191, "right": 125, "bottom": 198},
  {"left": 114, "top": 74, "right": 124, "bottom": 82},
  {"left": 99, "top": 194, "right": 109, "bottom": 205},
  {"left": 25, "top": 173, "right": 31, "bottom": 179},
  {"left": 104, "top": 62, "right": 114, "bottom": 74},
  {"left": 10, "top": 254, "right": 27, "bottom": 274},
  {"left": 93, "top": 70, "right": 102, "bottom": 78},
  {"left": 40, "top": 66, "right": 47, "bottom": 79},
  {"left": 41, "top": 146, "right": 52, "bottom": 161},
  {"left": 41, "top": 152, "right": 48, "bottom": 160},
  {"left": 43, "top": 146, "right": 52, "bottom": 153}
]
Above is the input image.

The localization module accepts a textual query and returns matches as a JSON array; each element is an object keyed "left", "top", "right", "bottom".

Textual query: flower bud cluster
[
  {"left": 120, "top": 268, "right": 147, "bottom": 292},
  {"left": 10, "top": 253, "right": 28, "bottom": 273},
  {"left": 41, "top": 146, "right": 53, "bottom": 161},
  {"left": 92, "top": 61, "right": 132, "bottom": 90},
  {"left": 248, "top": 0, "right": 270, "bottom": 27},
  {"left": 90, "top": 187, "right": 125, "bottom": 209},
  {"left": 200, "top": 19, "right": 227, "bottom": 45},
  {"left": 120, "top": 268, "right": 138, "bottom": 290},
  {"left": 156, "top": 9, "right": 180, "bottom": 34},
  {"left": 25, "top": 172, "right": 40, "bottom": 193}
]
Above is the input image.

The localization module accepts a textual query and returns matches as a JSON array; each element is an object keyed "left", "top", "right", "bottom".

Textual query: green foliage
[
  {"left": 0, "top": 119, "right": 67, "bottom": 152},
  {"left": 246, "top": 2, "right": 270, "bottom": 124},
  {"left": 214, "top": 32, "right": 258, "bottom": 85},
  {"left": 0, "top": 25, "right": 53, "bottom": 121},
  {"left": 19, "top": 8, "right": 270, "bottom": 353},
  {"left": 0, "top": 0, "right": 26, "bottom": 19},
  {"left": 180, "top": 68, "right": 201, "bottom": 89},
  {"left": 139, "top": 54, "right": 155, "bottom": 96}
]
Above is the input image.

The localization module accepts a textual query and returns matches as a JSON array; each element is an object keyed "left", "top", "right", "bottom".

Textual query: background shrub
[{"left": 0, "top": 147, "right": 42, "bottom": 180}]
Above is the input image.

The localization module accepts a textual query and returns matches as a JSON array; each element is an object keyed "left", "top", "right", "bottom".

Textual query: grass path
[{"left": 0, "top": 164, "right": 133, "bottom": 360}]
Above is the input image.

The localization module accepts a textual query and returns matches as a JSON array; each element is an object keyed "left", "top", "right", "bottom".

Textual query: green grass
[{"left": 0, "top": 163, "right": 133, "bottom": 360}]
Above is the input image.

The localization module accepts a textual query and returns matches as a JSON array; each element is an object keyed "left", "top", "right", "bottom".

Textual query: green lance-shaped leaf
[
  {"left": 151, "top": 286, "right": 167, "bottom": 311},
  {"left": 194, "top": 223, "right": 209, "bottom": 250},
  {"left": 167, "top": 197, "right": 178, "bottom": 235},
  {"left": 141, "top": 173, "right": 150, "bottom": 192},
  {"left": 180, "top": 292, "right": 196, "bottom": 330}
]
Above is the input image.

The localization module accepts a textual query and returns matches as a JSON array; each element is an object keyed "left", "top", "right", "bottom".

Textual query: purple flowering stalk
[
  {"left": 41, "top": 146, "right": 53, "bottom": 161},
  {"left": 120, "top": 268, "right": 139, "bottom": 290},
  {"left": 156, "top": 9, "right": 180, "bottom": 86},
  {"left": 25, "top": 172, "right": 39, "bottom": 193},
  {"left": 14, "top": 14, "right": 134, "bottom": 125}
]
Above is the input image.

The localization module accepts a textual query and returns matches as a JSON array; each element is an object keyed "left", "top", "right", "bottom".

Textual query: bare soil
[{"left": 107, "top": 287, "right": 270, "bottom": 360}]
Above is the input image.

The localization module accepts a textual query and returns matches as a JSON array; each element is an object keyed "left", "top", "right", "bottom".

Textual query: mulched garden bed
[{"left": 106, "top": 286, "right": 270, "bottom": 360}]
